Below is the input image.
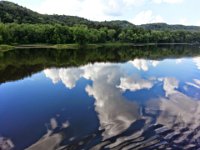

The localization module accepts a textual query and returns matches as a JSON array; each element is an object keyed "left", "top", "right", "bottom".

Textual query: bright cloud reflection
[{"left": 43, "top": 58, "right": 200, "bottom": 148}]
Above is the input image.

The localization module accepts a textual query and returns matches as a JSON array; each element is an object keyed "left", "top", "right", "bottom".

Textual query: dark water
[{"left": 0, "top": 45, "right": 200, "bottom": 150}]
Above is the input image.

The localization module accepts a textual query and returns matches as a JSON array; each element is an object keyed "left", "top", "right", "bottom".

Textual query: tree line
[
  {"left": 1, "top": 45, "right": 200, "bottom": 83},
  {"left": 0, "top": 23, "right": 200, "bottom": 45}
]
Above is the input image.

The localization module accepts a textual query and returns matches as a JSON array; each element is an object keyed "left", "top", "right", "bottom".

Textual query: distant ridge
[
  {"left": 0, "top": 1, "right": 200, "bottom": 31},
  {"left": 0, "top": 1, "right": 134, "bottom": 29},
  {"left": 140, "top": 23, "right": 200, "bottom": 32}
]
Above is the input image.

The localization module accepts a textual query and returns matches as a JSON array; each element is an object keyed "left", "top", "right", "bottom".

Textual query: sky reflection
[{"left": 1, "top": 57, "right": 200, "bottom": 149}]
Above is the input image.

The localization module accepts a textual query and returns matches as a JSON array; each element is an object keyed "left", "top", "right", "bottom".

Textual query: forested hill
[
  {"left": 1, "top": 0, "right": 200, "bottom": 31},
  {"left": 0, "top": 1, "right": 134, "bottom": 29},
  {"left": 0, "top": 1, "right": 91, "bottom": 25},
  {"left": 1, "top": 1, "right": 200, "bottom": 45},
  {"left": 140, "top": 23, "right": 200, "bottom": 32}
]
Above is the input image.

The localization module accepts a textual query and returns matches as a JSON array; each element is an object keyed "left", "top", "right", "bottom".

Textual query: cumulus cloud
[
  {"left": 163, "top": 77, "right": 179, "bottom": 97},
  {"left": 129, "top": 59, "right": 149, "bottom": 71},
  {"left": 84, "top": 64, "right": 139, "bottom": 140},
  {"left": 44, "top": 69, "right": 60, "bottom": 84},
  {"left": 59, "top": 68, "right": 84, "bottom": 89},
  {"left": 62, "top": 121, "right": 70, "bottom": 128},
  {"left": 27, "top": 117, "right": 70, "bottom": 150},
  {"left": 11, "top": 0, "right": 196, "bottom": 25},
  {"left": 27, "top": 133, "right": 62, "bottom": 150},
  {"left": 149, "top": 91, "right": 200, "bottom": 131},
  {"left": 194, "top": 79, "right": 200, "bottom": 86},
  {"left": 123, "top": 0, "right": 145, "bottom": 6},
  {"left": 36, "top": 0, "right": 109, "bottom": 21},
  {"left": 146, "top": 76, "right": 200, "bottom": 139},
  {"left": 131, "top": 10, "right": 164, "bottom": 25},
  {"left": 43, "top": 59, "right": 200, "bottom": 146},
  {"left": 175, "top": 58, "right": 183, "bottom": 64},
  {"left": 118, "top": 75, "right": 154, "bottom": 91},
  {"left": 33, "top": 0, "right": 181, "bottom": 23},
  {"left": 186, "top": 79, "right": 200, "bottom": 89},
  {"left": 44, "top": 68, "right": 83, "bottom": 89},
  {"left": 152, "top": 0, "right": 183, "bottom": 4},
  {"left": 178, "top": 18, "right": 189, "bottom": 25},
  {"left": 151, "top": 60, "right": 160, "bottom": 67},
  {"left": 129, "top": 59, "right": 160, "bottom": 71},
  {"left": 50, "top": 118, "right": 58, "bottom": 130},
  {"left": 145, "top": 80, "right": 200, "bottom": 145},
  {"left": 35, "top": 0, "right": 146, "bottom": 21},
  {"left": 44, "top": 63, "right": 140, "bottom": 140},
  {"left": 0, "top": 137, "right": 14, "bottom": 150},
  {"left": 196, "top": 20, "right": 200, "bottom": 26},
  {"left": 193, "top": 57, "right": 200, "bottom": 70}
]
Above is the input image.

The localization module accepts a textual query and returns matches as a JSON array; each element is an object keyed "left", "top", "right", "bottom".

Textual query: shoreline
[{"left": 0, "top": 43, "right": 199, "bottom": 52}]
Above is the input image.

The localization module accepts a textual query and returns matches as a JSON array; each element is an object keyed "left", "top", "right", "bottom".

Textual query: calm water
[{"left": 0, "top": 45, "right": 200, "bottom": 150}]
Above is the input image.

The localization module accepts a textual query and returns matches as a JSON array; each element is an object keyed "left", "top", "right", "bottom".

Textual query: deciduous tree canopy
[{"left": 0, "top": 1, "right": 200, "bottom": 45}]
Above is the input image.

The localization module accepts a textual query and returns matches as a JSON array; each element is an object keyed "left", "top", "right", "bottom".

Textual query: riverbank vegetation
[
  {"left": 1, "top": 1, "right": 200, "bottom": 46},
  {"left": 1, "top": 45, "right": 200, "bottom": 83},
  {"left": 0, "top": 44, "right": 14, "bottom": 51},
  {"left": 0, "top": 23, "right": 200, "bottom": 45}
]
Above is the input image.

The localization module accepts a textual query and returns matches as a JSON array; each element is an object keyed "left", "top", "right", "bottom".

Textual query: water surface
[{"left": 0, "top": 45, "right": 200, "bottom": 150}]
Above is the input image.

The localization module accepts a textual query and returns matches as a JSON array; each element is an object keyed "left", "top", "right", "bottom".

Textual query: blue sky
[{"left": 6, "top": 0, "right": 200, "bottom": 25}]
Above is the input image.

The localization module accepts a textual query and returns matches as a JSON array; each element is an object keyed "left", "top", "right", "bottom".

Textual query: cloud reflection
[
  {"left": 27, "top": 117, "right": 69, "bottom": 150},
  {"left": 193, "top": 57, "right": 200, "bottom": 70},
  {"left": 129, "top": 59, "right": 160, "bottom": 71},
  {"left": 163, "top": 77, "right": 179, "bottom": 97},
  {"left": 84, "top": 64, "right": 139, "bottom": 140},
  {"left": 118, "top": 75, "right": 154, "bottom": 91},
  {"left": 0, "top": 137, "right": 14, "bottom": 150},
  {"left": 44, "top": 68, "right": 83, "bottom": 89},
  {"left": 43, "top": 58, "right": 200, "bottom": 148}
]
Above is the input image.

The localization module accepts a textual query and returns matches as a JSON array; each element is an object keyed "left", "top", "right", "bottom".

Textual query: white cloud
[
  {"left": 59, "top": 68, "right": 83, "bottom": 89},
  {"left": 33, "top": 0, "right": 179, "bottom": 23},
  {"left": 84, "top": 64, "right": 139, "bottom": 140},
  {"left": 0, "top": 137, "right": 14, "bottom": 150},
  {"left": 129, "top": 59, "right": 160, "bottom": 71},
  {"left": 179, "top": 18, "right": 188, "bottom": 25},
  {"left": 186, "top": 79, "right": 200, "bottom": 89},
  {"left": 152, "top": 0, "right": 183, "bottom": 4},
  {"left": 193, "top": 57, "right": 200, "bottom": 70},
  {"left": 118, "top": 76, "right": 154, "bottom": 91},
  {"left": 150, "top": 92, "right": 200, "bottom": 131},
  {"left": 62, "top": 121, "right": 70, "bottom": 128},
  {"left": 44, "top": 69, "right": 60, "bottom": 84},
  {"left": 129, "top": 59, "right": 149, "bottom": 71},
  {"left": 27, "top": 133, "right": 62, "bottom": 150},
  {"left": 37, "top": 0, "right": 82, "bottom": 15},
  {"left": 123, "top": 0, "right": 145, "bottom": 6},
  {"left": 36, "top": 0, "right": 146, "bottom": 21},
  {"left": 36, "top": 0, "right": 111, "bottom": 21},
  {"left": 43, "top": 60, "right": 200, "bottom": 146},
  {"left": 194, "top": 79, "right": 200, "bottom": 86},
  {"left": 10, "top": 0, "right": 200, "bottom": 26},
  {"left": 44, "top": 63, "right": 139, "bottom": 140},
  {"left": 196, "top": 20, "right": 200, "bottom": 26},
  {"left": 146, "top": 86, "right": 200, "bottom": 144},
  {"left": 50, "top": 118, "right": 58, "bottom": 130},
  {"left": 151, "top": 60, "right": 160, "bottom": 67},
  {"left": 44, "top": 68, "right": 83, "bottom": 89},
  {"left": 27, "top": 117, "right": 70, "bottom": 150},
  {"left": 175, "top": 58, "right": 183, "bottom": 64},
  {"left": 104, "top": 0, "right": 122, "bottom": 16},
  {"left": 131, "top": 10, "right": 164, "bottom": 25},
  {"left": 163, "top": 77, "right": 179, "bottom": 97},
  {"left": 178, "top": 18, "right": 198, "bottom": 26}
]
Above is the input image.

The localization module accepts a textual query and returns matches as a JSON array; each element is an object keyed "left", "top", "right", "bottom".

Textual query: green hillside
[
  {"left": 0, "top": 1, "right": 200, "bottom": 45},
  {"left": 140, "top": 23, "right": 200, "bottom": 32},
  {"left": 1, "top": 1, "right": 200, "bottom": 31}
]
